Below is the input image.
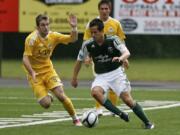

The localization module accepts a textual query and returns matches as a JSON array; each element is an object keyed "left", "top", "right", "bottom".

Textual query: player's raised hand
[{"left": 68, "top": 14, "right": 77, "bottom": 28}]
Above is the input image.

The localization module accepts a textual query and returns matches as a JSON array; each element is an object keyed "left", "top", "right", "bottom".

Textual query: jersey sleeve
[
  {"left": 23, "top": 38, "right": 33, "bottom": 56},
  {"left": 77, "top": 41, "right": 89, "bottom": 61},
  {"left": 113, "top": 36, "right": 128, "bottom": 54},
  {"left": 117, "top": 22, "right": 126, "bottom": 41},
  {"left": 53, "top": 32, "right": 72, "bottom": 45}
]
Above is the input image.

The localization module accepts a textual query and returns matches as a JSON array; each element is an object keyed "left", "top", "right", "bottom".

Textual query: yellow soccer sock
[
  {"left": 62, "top": 97, "right": 76, "bottom": 117},
  {"left": 108, "top": 90, "right": 118, "bottom": 106}
]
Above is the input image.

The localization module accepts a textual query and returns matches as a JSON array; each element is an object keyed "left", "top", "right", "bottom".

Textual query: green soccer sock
[
  {"left": 132, "top": 102, "right": 149, "bottom": 124},
  {"left": 103, "top": 99, "right": 122, "bottom": 115}
]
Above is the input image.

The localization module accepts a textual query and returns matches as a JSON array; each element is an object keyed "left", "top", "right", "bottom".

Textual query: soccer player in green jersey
[
  {"left": 23, "top": 14, "right": 82, "bottom": 126},
  {"left": 83, "top": 0, "right": 129, "bottom": 116},
  {"left": 71, "top": 18, "right": 154, "bottom": 129}
]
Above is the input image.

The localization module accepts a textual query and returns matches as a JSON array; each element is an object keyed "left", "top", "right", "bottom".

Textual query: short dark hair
[
  {"left": 36, "top": 14, "right": 48, "bottom": 26},
  {"left": 89, "top": 18, "right": 104, "bottom": 31},
  {"left": 98, "top": 0, "right": 112, "bottom": 10}
]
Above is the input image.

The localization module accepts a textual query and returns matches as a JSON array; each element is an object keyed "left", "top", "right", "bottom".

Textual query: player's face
[
  {"left": 90, "top": 26, "right": 104, "bottom": 42},
  {"left": 99, "top": 4, "right": 111, "bottom": 21},
  {"left": 37, "top": 19, "right": 50, "bottom": 38}
]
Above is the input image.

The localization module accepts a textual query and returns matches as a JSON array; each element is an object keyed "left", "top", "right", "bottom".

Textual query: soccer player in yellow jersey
[
  {"left": 83, "top": 0, "right": 129, "bottom": 116},
  {"left": 22, "top": 14, "right": 82, "bottom": 126}
]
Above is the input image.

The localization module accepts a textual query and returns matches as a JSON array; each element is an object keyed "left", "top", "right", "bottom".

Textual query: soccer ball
[{"left": 81, "top": 110, "right": 98, "bottom": 128}]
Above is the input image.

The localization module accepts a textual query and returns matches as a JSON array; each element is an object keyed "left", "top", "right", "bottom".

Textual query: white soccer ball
[{"left": 81, "top": 110, "right": 98, "bottom": 128}]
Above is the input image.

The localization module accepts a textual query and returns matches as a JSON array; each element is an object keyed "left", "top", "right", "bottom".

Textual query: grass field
[
  {"left": 0, "top": 87, "right": 180, "bottom": 135},
  {"left": 2, "top": 58, "right": 180, "bottom": 81},
  {"left": 1, "top": 59, "right": 180, "bottom": 134}
]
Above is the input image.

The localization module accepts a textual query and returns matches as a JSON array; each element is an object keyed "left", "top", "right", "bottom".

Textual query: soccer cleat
[
  {"left": 119, "top": 112, "right": 129, "bottom": 122},
  {"left": 73, "top": 119, "right": 82, "bottom": 126},
  {"left": 144, "top": 122, "right": 155, "bottom": 129},
  {"left": 96, "top": 108, "right": 103, "bottom": 117}
]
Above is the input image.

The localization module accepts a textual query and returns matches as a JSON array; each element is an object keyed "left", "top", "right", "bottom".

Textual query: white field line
[
  {"left": 0, "top": 102, "right": 180, "bottom": 129},
  {"left": 0, "top": 117, "right": 72, "bottom": 129}
]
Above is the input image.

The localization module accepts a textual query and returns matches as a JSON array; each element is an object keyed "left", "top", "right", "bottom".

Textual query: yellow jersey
[
  {"left": 83, "top": 17, "right": 125, "bottom": 41},
  {"left": 23, "top": 30, "right": 72, "bottom": 74}
]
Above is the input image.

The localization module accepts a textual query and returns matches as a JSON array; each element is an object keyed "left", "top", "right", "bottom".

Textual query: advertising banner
[
  {"left": 19, "top": 0, "right": 99, "bottom": 32},
  {"left": 0, "top": 0, "right": 18, "bottom": 32},
  {"left": 114, "top": 0, "right": 180, "bottom": 35}
]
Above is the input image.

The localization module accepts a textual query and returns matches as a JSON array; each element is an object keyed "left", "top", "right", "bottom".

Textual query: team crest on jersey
[{"left": 108, "top": 27, "right": 114, "bottom": 34}]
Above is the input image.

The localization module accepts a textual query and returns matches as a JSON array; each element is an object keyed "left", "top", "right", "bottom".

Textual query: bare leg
[
  {"left": 52, "top": 86, "right": 76, "bottom": 116},
  {"left": 39, "top": 95, "right": 52, "bottom": 109}
]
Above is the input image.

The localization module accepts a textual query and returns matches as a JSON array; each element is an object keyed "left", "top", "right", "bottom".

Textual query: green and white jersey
[{"left": 77, "top": 35, "right": 127, "bottom": 74}]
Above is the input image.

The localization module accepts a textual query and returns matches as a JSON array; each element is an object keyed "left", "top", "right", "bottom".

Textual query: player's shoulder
[
  {"left": 26, "top": 31, "right": 37, "bottom": 40},
  {"left": 83, "top": 38, "right": 94, "bottom": 46},
  {"left": 49, "top": 31, "right": 60, "bottom": 35},
  {"left": 108, "top": 17, "right": 120, "bottom": 24},
  {"left": 48, "top": 31, "right": 62, "bottom": 37},
  {"left": 82, "top": 38, "right": 94, "bottom": 49},
  {"left": 48, "top": 31, "right": 67, "bottom": 40},
  {"left": 26, "top": 31, "right": 38, "bottom": 46}
]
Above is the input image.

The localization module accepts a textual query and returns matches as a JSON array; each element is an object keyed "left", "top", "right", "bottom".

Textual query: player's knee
[
  {"left": 41, "top": 103, "right": 51, "bottom": 109},
  {"left": 124, "top": 98, "right": 135, "bottom": 108},
  {"left": 91, "top": 90, "right": 102, "bottom": 101},
  {"left": 91, "top": 91, "right": 96, "bottom": 98},
  {"left": 39, "top": 96, "right": 52, "bottom": 109},
  {"left": 91, "top": 89, "right": 99, "bottom": 98}
]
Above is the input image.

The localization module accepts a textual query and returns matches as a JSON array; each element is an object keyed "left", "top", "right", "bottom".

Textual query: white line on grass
[{"left": 0, "top": 101, "right": 180, "bottom": 129}]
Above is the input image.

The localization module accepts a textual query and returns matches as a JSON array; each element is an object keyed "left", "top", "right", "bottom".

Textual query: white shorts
[{"left": 91, "top": 67, "right": 131, "bottom": 97}]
